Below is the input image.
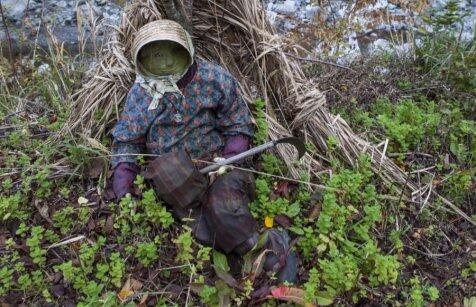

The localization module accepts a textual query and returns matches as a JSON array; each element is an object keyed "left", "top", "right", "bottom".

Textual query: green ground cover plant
[{"left": 0, "top": 2, "right": 475, "bottom": 305}]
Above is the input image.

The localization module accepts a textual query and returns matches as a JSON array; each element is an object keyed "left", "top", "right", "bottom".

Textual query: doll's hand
[
  {"left": 113, "top": 162, "right": 139, "bottom": 201},
  {"left": 208, "top": 157, "right": 231, "bottom": 183}
]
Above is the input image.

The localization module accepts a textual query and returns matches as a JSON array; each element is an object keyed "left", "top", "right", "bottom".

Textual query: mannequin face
[{"left": 138, "top": 41, "right": 191, "bottom": 77}]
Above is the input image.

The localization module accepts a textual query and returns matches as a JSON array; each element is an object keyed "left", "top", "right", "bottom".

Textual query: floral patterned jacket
[{"left": 111, "top": 59, "right": 254, "bottom": 168}]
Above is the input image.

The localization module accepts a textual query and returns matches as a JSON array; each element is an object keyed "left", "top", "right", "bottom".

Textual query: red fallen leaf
[{"left": 270, "top": 286, "right": 315, "bottom": 306}]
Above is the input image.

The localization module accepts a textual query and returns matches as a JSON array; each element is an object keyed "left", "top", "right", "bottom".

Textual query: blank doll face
[{"left": 138, "top": 41, "right": 190, "bottom": 77}]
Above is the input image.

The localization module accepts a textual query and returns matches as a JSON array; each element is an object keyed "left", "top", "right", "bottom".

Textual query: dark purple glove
[
  {"left": 222, "top": 134, "right": 250, "bottom": 158},
  {"left": 113, "top": 162, "right": 140, "bottom": 200}
]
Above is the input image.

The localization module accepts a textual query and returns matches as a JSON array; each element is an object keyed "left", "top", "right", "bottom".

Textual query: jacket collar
[{"left": 177, "top": 61, "right": 198, "bottom": 89}]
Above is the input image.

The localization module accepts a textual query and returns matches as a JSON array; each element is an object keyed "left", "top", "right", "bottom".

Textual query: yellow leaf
[
  {"left": 264, "top": 216, "right": 274, "bottom": 228},
  {"left": 117, "top": 277, "right": 143, "bottom": 302},
  {"left": 117, "top": 289, "right": 134, "bottom": 301}
]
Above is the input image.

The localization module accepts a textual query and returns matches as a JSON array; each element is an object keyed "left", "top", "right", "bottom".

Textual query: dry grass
[{"left": 61, "top": 0, "right": 474, "bottom": 222}]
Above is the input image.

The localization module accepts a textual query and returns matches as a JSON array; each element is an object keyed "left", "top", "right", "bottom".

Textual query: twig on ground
[
  {"left": 185, "top": 269, "right": 194, "bottom": 307},
  {"left": 284, "top": 51, "right": 356, "bottom": 72},
  {"left": 436, "top": 193, "right": 475, "bottom": 226},
  {"left": 47, "top": 235, "right": 86, "bottom": 250}
]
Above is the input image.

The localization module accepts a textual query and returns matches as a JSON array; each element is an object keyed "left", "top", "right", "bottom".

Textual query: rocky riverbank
[
  {"left": 264, "top": 0, "right": 475, "bottom": 62},
  {"left": 0, "top": 0, "right": 474, "bottom": 61},
  {"left": 0, "top": 0, "right": 122, "bottom": 55}
]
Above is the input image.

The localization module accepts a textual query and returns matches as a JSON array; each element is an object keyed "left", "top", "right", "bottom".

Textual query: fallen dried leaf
[
  {"left": 87, "top": 219, "right": 96, "bottom": 232},
  {"left": 275, "top": 182, "right": 292, "bottom": 199},
  {"left": 138, "top": 292, "right": 149, "bottom": 307},
  {"left": 117, "top": 288, "right": 134, "bottom": 302},
  {"left": 104, "top": 215, "right": 115, "bottom": 235},
  {"left": 48, "top": 114, "right": 57, "bottom": 124},
  {"left": 51, "top": 284, "right": 65, "bottom": 298},
  {"left": 34, "top": 200, "right": 52, "bottom": 223},
  {"left": 270, "top": 286, "right": 323, "bottom": 306},
  {"left": 308, "top": 203, "right": 322, "bottom": 221},
  {"left": 77, "top": 197, "right": 89, "bottom": 205},
  {"left": 87, "top": 157, "right": 105, "bottom": 179},
  {"left": 249, "top": 249, "right": 269, "bottom": 282},
  {"left": 270, "top": 286, "right": 310, "bottom": 306},
  {"left": 117, "top": 277, "right": 143, "bottom": 302},
  {"left": 274, "top": 215, "right": 292, "bottom": 228}
]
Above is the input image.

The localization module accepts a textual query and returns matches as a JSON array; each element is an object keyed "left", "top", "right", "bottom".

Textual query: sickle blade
[{"left": 275, "top": 137, "right": 307, "bottom": 159}]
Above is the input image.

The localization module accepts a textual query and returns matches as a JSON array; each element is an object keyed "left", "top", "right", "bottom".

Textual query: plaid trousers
[{"left": 144, "top": 150, "right": 257, "bottom": 253}]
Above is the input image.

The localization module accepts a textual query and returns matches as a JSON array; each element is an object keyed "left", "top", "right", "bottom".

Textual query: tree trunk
[{"left": 162, "top": 0, "right": 194, "bottom": 35}]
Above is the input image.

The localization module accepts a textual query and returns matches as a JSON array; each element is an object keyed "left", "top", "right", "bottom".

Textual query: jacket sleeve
[
  {"left": 110, "top": 84, "right": 157, "bottom": 168},
  {"left": 216, "top": 75, "right": 254, "bottom": 138}
]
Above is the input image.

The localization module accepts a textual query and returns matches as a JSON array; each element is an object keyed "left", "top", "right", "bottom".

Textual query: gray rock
[
  {"left": 283, "top": 20, "right": 296, "bottom": 31},
  {"left": 54, "top": 1, "right": 68, "bottom": 8},
  {"left": 1, "top": 0, "right": 28, "bottom": 22},
  {"left": 274, "top": 0, "right": 296, "bottom": 16},
  {"left": 303, "top": 4, "right": 319, "bottom": 20},
  {"left": 37, "top": 63, "right": 51, "bottom": 75},
  {"left": 266, "top": 10, "right": 279, "bottom": 25}
]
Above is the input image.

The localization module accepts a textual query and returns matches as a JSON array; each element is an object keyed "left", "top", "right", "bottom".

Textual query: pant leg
[
  {"left": 170, "top": 200, "right": 214, "bottom": 247},
  {"left": 204, "top": 170, "right": 258, "bottom": 253}
]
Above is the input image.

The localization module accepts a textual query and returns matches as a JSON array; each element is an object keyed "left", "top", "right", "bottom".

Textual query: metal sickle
[{"left": 199, "top": 137, "right": 306, "bottom": 174}]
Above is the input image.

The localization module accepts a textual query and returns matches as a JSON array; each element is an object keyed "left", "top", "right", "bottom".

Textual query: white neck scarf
[{"left": 136, "top": 74, "right": 182, "bottom": 111}]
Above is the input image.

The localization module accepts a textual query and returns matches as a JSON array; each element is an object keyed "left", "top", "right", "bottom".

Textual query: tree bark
[{"left": 162, "top": 0, "right": 193, "bottom": 35}]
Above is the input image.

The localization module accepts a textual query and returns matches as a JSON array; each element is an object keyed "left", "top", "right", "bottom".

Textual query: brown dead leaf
[
  {"left": 86, "top": 157, "right": 105, "bottom": 179},
  {"left": 444, "top": 154, "right": 450, "bottom": 168},
  {"left": 104, "top": 215, "right": 115, "bottom": 235},
  {"left": 87, "top": 219, "right": 96, "bottom": 232},
  {"left": 412, "top": 228, "right": 424, "bottom": 239},
  {"left": 275, "top": 182, "right": 291, "bottom": 198},
  {"left": 103, "top": 180, "right": 116, "bottom": 201},
  {"left": 34, "top": 200, "right": 52, "bottom": 224},
  {"left": 51, "top": 284, "right": 65, "bottom": 298},
  {"left": 274, "top": 215, "right": 292, "bottom": 228},
  {"left": 308, "top": 203, "right": 322, "bottom": 221},
  {"left": 48, "top": 114, "right": 57, "bottom": 124},
  {"left": 249, "top": 249, "right": 269, "bottom": 282},
  {"left": 117, "top": 277, "right": 143, "bottom": 302},
  {"left": 308, "top": 192, "right": 324, "bottom": 221},
  {"left": 138, "top": 293, "right": 149, "bottom": 307}
]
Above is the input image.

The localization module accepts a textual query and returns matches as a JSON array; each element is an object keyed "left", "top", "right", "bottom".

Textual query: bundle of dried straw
[{"left": 63, "top": 0, "right": 461, "bottom": 212}]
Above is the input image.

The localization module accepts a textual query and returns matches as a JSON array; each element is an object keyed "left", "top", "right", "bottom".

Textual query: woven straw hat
[{"left": 132, "top": 20, "right": 195, "bottom": 78}]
